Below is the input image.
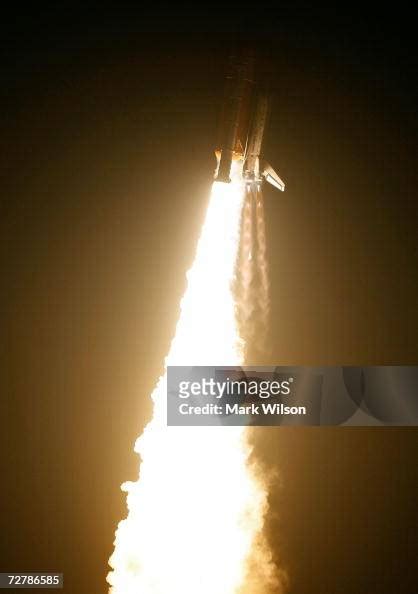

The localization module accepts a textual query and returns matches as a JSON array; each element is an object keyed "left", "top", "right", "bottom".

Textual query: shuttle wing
[{"left": 262, "top": 162, "right": 285, "bottom": 191}]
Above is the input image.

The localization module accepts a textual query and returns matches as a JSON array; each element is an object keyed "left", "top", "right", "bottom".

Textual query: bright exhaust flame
[{"left": 107, "top": 164, "right": 280, "bottom": 594}]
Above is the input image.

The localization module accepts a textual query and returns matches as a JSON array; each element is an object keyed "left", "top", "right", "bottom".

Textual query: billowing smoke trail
[
  {"left": 107, "top": 164, "right": 282, "bottom": 594},
  {"left": 254, "top": 190, "right": 270, "bottom": 349},
  {"left": 236, "top": 189, "right": 255, "bottom": 341},
  {"left": 235, "top": 188, "right": 270, "bottom": 360}
]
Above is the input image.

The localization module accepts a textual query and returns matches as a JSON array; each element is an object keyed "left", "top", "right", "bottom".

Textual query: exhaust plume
[
  {"left": 235, "top": 188, "right": 271, "bottom": 361},
  {"left": 107, "top": 165, "right": 284, "bottom": 594}
]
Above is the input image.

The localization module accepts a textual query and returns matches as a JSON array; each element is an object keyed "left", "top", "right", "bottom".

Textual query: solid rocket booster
[
  {"left": 215, "top": 52, "right": 255, "bottom": 183},
  {"left": 214, "top": 50, "right": 285, "bottom": 191}
]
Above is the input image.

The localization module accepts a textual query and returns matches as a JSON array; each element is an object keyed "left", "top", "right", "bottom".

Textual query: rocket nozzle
[{"left": 214, "top": 149, "right": 232, "bottom": 183}]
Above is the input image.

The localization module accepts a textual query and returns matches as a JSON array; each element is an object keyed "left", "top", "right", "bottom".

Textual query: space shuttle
[{"left": 214, "top": 50, "right": 285, "bottom": 192}]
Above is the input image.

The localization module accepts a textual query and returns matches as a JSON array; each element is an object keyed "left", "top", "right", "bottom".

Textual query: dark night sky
[{"left": 1, "top": 5, "right": 417, "bottom": 594}]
